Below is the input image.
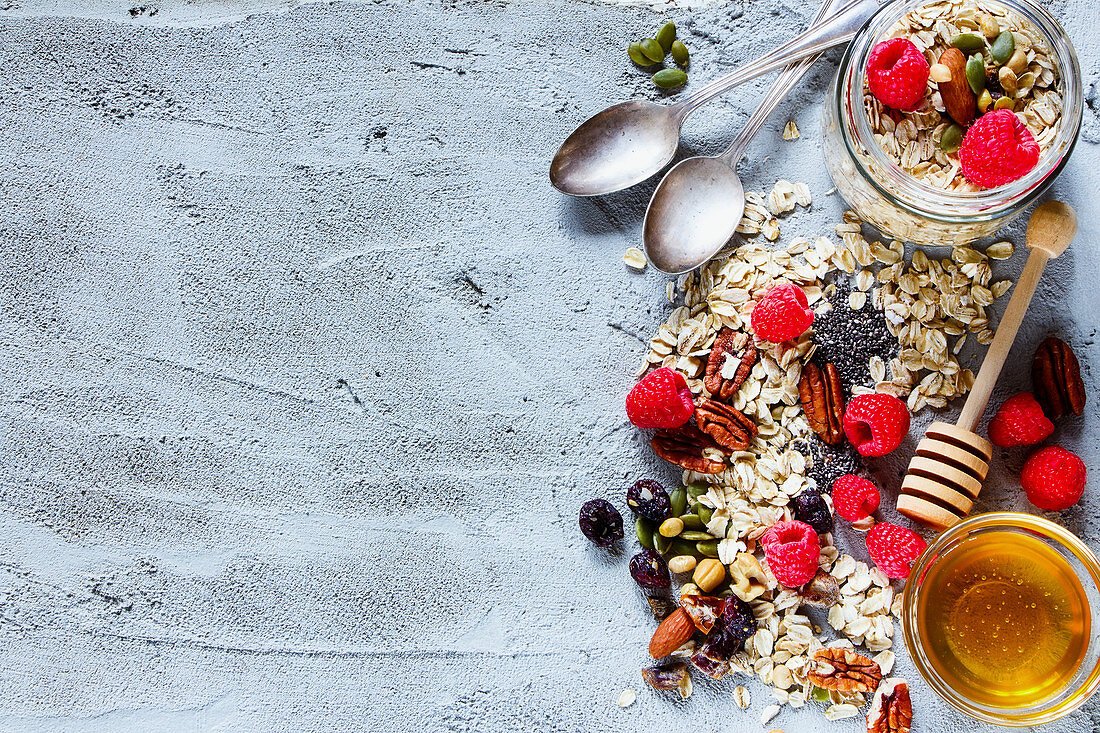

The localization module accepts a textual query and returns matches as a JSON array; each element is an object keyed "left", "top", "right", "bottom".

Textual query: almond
[
  {"left": 648, "top": 607, "right": 694, "bottom": 658},
  {"left": 937, "top": 48, "right": 975, "bottom": 126}
]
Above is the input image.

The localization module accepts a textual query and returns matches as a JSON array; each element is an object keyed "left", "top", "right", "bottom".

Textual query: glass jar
[{"left": 822, "top": 0, "right": 1082, "bottom": 246}]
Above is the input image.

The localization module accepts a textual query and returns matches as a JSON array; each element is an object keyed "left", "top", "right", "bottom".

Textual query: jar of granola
[{"left": 822, "top": 0, "right": 1082, "bottom": 246}]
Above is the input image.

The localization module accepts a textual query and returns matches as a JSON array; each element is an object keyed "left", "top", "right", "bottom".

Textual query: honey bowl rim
[{"left": 901, "top": 511, "right": 1100, "bottom": 726}]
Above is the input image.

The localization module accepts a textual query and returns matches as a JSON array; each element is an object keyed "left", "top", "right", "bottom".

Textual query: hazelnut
[{"left": 693, "top": 558, "right": 725, "bottom": 592}]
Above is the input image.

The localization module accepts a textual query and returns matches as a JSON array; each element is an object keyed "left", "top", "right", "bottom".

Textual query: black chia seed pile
[
  {"left": 795, "top": 437, "right": 866, "bottom": 493},
  {"left": 811, "top": 278, "right": 899, "bottom": 389}
]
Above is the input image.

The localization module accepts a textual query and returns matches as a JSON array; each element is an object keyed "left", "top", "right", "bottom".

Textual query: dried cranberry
[
  {"left": 699, "top": 597, "right": 756, "bottom": 660},
  {"left": 578, "top": 499, "right": 623, "bottom": 547},
  {"left": 792, "top": 490, "right": 833, "bottom": 534},
  {"left": 626, "top": 479, "right": 673, "bottom": 522},
  {"left": 629, "top": 549, "right": 671, "bottom": 589}
]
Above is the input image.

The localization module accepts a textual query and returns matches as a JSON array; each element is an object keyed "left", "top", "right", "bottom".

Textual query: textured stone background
[{"left": 0, "top": 0, "right": 1098, "bottom": 730}]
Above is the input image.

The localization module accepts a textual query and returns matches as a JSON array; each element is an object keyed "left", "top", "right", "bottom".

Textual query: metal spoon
[
  {"left": 643, "top": 0, "right": 846, "bottom": 274},
  {"left": 549, "top": 0, "right": 881, "bottom": 197}
]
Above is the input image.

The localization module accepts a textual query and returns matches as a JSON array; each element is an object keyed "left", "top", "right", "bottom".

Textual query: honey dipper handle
[{"left": 957, "top": 249, "right": 1049, "bottom": 432}]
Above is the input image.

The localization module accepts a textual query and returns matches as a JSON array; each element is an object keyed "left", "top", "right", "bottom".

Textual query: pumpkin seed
[
  {"left": 810, "top": 685, "right": 831, "bottom": 703},
  {"left": 652, "top": 68, "right": 687, "bottom": 89},
  {"left": 686, "top": 482, "right": 709, "bottom": 499},
  {"left": 940, "top": 123, "right": 963, "bottom": 154},
  {"left": 654, "top": 531, "right": 672, "bottom": 555},
  {"left": 680, "top": 530, "right": 713, "bottom": 541},
  {"left": 670, "top": 40, "right": 689, "bottom": 68},
  {"left": 697, "top": 504, "right": 714, "bottom": 524},
  {"left": 670, "top": 487, "right": 688, "bottom": 517},
  {"left": 977, "top": 88, "right": 993, "bottom": 113},
  {"left": 655, "top": 22, "right": 677, "bottom": 53},
  {"left": 636, "top": 518, "right": 655, "bottom": 550},
  {"left": 696, "top": 540, "right": 720, "bottom": 557},
  {"left": 628, "top": 42, "right": 654, "bottom": 67},
  {"left": 966, "top": 53, "right": 986, "bottom": 94},
  {"left": 951, "top": 32, "right": 986, "bottom": 54},
  {"left": 994, "top": 95, "right": 1015, "bottom": 111},
  {"left": 990, "top": 31, "right": 1015, "bottom": 65},
  {"left": 639, "top": 38, "right": 665, "bottom": 64},
  {"left": 671, "top": 540, "right": 703, "bottom": 558},
  {"left": 679, "top": 513, "right": 705, "bottom": 531}
]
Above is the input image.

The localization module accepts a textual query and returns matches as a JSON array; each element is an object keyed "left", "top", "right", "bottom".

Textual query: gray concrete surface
[{"left": 0, "top": 0, "right": 1099, "bottom": 730}]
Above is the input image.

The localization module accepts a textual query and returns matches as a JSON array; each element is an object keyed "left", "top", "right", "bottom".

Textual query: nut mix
[
  {"left": 865, "top": 0, "right": 1063, "bottom": 190},
  {"left": 584, "top": 177, "right": 1056, "bottom": 730}
]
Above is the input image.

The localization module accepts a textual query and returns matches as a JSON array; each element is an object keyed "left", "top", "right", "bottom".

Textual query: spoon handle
[
  {"left": 717, "top": 0, "right": 844, "bottom": 165},
  {"left": 676, "top": 0, "right": 882, "bottom": 121}
]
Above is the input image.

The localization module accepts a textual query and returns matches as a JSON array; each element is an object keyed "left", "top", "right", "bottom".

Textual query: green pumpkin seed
[
  {"left": 639, "top": 38, "right": 665, "bottom": 64},
  {"left": 951, "top": 32, "right": 986, "bottom": 54},
  {"left": 655, "top": 22, "right": 677, "bottom": 53},
  {"left": 679, "top": 513, "right": 704, "bottom": 531},
  {"left": 990, "top": 30, "right": 1015, "bottom": 65},
  {"left": 670, "top": 40, "right": 689, "bottom": 68},
  {"left": 810, "top": 685, "right": 831, "bottom": 703},
  {"left": 994, "top": 95, "right": 1015, "bottom": 111},
  {"left": 940, "top": 123, "right": 963, "bottom": 154},
  {"left": 686, "top": 482, "right": 709, "bottom": 499},
  {"left": 966, "top": 53, "right": 986, "bottom": 94},
  {"left": 697, "top": 505, "right": 714, "bottom": 524},
  {"left": 669, "top": 487, "right": 687, "bottom": 517},
  {"left": 636, "top": 518, "right": 655, "bottom": 550},
  {"left": 654, "top": 532, "right": 672, "bottom": 555},
  {"left": 680, "top": 530, "right": 713, "bottom": 541},
  {"left": 628, "top": 42, "right": 654, "bottom": 67},
  {"left": 696, "top": 540, "right": 720, "bottom": 557},
  {"left": 652, "top": 68, "right": 688, "bottom": 90},
  {"left": 671, "top": 540, "right": 702, "bottom": 558}
]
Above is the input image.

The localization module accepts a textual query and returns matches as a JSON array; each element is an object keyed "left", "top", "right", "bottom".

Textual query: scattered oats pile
[{"left": 627, "top": 179, "right": 1016, "bottom": 727}]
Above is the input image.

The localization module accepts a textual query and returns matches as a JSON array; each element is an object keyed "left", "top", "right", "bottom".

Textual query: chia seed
[
  {"left": 812, "top": 279, "right": 898, "bottom": 389},
  {"left": 794, "top": 437, "right": 866, "bottom": 493}
]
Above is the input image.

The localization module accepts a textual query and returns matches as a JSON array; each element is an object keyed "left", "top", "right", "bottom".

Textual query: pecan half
[
  {"left": 695, "top": 398, "right": 757, "bottom": 451},
  {"left": 652, "top": 424, "right": 726, "bottom": 474},
  {"left": 799, "top": 362, "right": 845, "bottom": 445},
  {"left": 704, "top": 328, "right": 757, "bottom": 402},
  {"left": 1033, "top": 337, "right": 1085, "bottom": 419},
  {"left": 806, "top": 648, "right": 882, "bottom": 693},
  {"left": 867, "top": 678, "right": 913, "bottom": 733}
]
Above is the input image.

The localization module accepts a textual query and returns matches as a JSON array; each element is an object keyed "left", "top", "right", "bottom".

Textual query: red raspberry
[
  {"left": 866, "top": 522, "right": 926, "bottom": 579},
  {"left": 866, "top": 38, "right": 929, "bottom": 111},
  {"left": 959, "top": 110, "right": 1040, "bottom": 188},
  {"left": 843, "top": 393, "right": 910, "bottom": 457},
  {"left": 988, "top": 392, "right": 1054, "bottom": 447},
  {"left": 831, "top": 475, "right": 880, "bottom": 522},
  {"left": 750, "top": 284, "right": 814, "bottom": 343},
  {"left": 761, "top": 520, "right": 820, "bottom": 588},
  {"left": 626, "top": 367, "right": 694, "bottom": 429},
  {"left": 1021, "top": 446, "right": 1087, "bottom": 511}
]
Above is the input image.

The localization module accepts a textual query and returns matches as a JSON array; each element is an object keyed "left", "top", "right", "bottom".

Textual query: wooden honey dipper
[{"left": 897, "top": 201, "right": 1078, "bottom": 531}]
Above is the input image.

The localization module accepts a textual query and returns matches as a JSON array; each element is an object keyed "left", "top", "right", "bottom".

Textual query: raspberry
[
  {"left": 626, "top": 367, "right": 694, "bottom": 429},
  {"left": 866, "top": 38, "right": 929, "bottom": 111},
  {"left": 866, "top": 522, "right": 926, "bottom": 579},
  {"left": 1021, "top": 446, "right": 1087, "bottom": 511},
  {"left": 988, "top": 392, "right": 1054, "bottom": 447},
  {"left": 761, "top": 520, "right": 820, "bottom": 588},
  {"left": 750, "top": 284, "right": 815, "bottom": 343},
  {"left": 958, "top": 109, "right": 1040, "bottom": 188},
  {"left": 843, "top": 393, "right": 910, "bottom": 457},
  {"left": 831, "top": 474, "right": 880, "bottom": 522}
]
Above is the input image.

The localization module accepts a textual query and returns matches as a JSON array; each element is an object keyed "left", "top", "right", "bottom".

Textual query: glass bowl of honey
[{"left": 902, "top": 512, "right": 1100, "bottom": 725}]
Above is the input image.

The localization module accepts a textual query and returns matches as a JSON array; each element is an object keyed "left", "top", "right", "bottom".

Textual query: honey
[{"left": 916, "top": 530, "right": 1090, "bottom": 708}]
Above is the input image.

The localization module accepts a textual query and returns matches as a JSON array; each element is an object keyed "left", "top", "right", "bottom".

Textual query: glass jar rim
[
  {"left": 902, "top": 512, "right": 1100, "bottom": 726},
  {"left": 834, "top": 0, "right": 1084, "bottom": 225}
]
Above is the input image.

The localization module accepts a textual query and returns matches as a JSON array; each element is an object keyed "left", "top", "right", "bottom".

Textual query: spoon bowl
[
  {"left": 643, "top": 157, "right": 745, "bottom": 274},
  {"left": 549, "top": 101, "right": 680, "bottom": 197}
]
